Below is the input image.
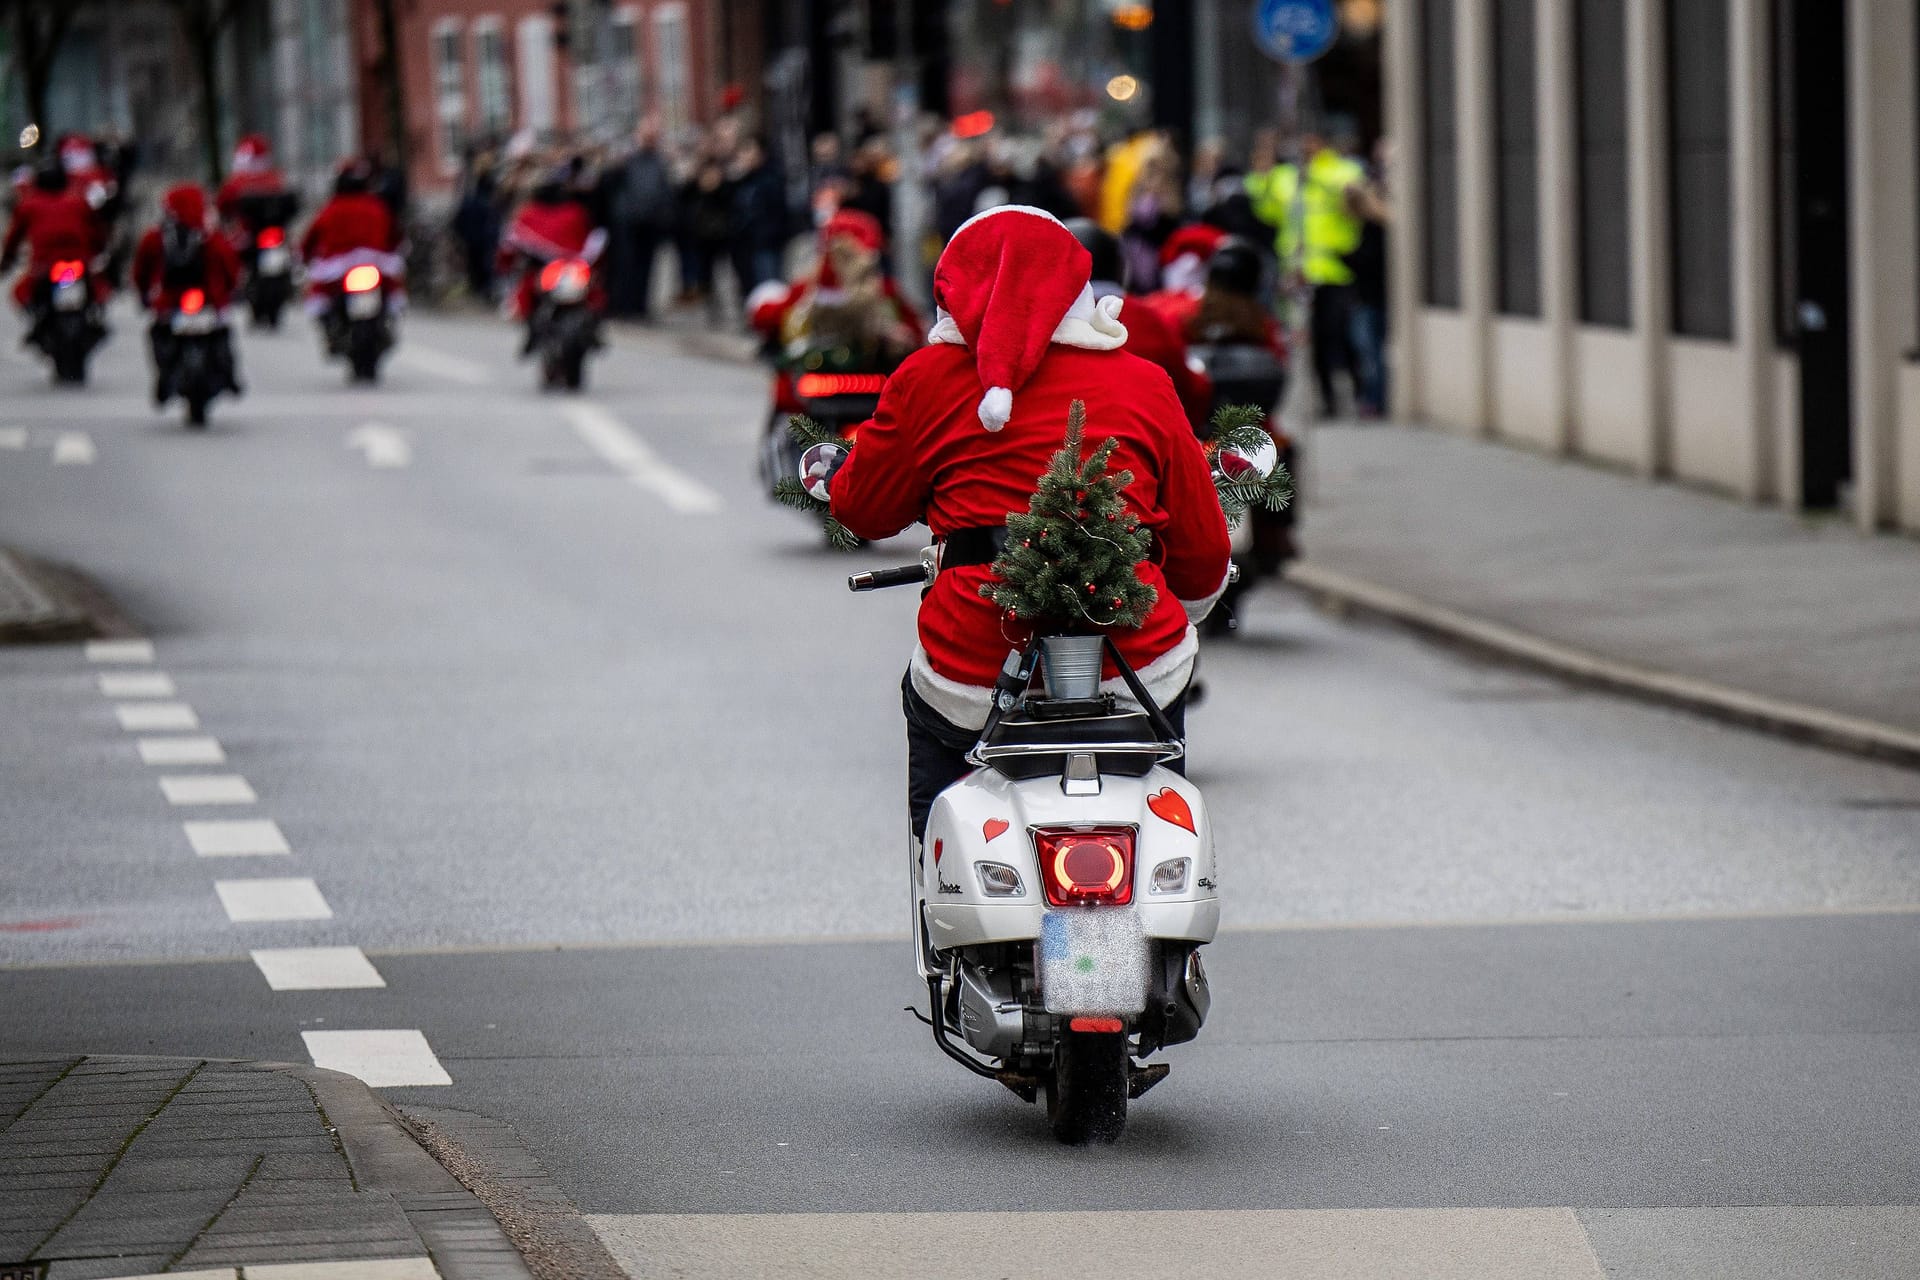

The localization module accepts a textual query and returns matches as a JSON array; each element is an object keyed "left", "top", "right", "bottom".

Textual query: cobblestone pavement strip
[{"left": 0, "top": 1057, "right": 531, "bottom": 1280}]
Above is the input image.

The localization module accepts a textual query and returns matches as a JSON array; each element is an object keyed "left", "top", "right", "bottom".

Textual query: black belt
[
  {"left": 937, "top": 526, "right": 1009, "bottom": 569},
  {"left": 939, "top": 524, "right": 1159, "bottom": 569}
]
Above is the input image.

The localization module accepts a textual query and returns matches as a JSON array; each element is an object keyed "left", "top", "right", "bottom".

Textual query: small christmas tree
[{"left": 982, "top": 400, "right": 1157, "bottom": 631}]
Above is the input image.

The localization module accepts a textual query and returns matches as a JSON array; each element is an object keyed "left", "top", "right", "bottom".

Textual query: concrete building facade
[{"left": 1386, "top": 0, "right": 1920, "bottom": 533}]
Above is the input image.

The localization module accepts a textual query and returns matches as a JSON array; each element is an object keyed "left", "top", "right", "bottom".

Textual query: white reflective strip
[
  {"left": 301, "top": 1030, "right": 451, "bottom": 1088},
  {"left": 115, "top": 703, "right": 199, "bottom": 731},
  {"left": 85, "top": 639, "right": 155, "bottom": 663},
  {"left": 160, "top": 774, "right": 257, "bottom": 806},
  {"left": 138, "top": 736, "right": 225, "bottom": 765},
  {"left": 215, "top": 877, "right": 331, "bottom": 922},
  {"left": 184, "top": 819, "right": 289, "bottom": 857},
  {"left": 252, "top": 946, "right": 385, "bottom": 990},
  {"left": 98, "top": 672, "right": 176, "bottom": 698}
]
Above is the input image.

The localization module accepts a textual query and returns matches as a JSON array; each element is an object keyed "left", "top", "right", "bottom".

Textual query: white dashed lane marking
[
  {"left": 302, "top": 1029, "right": 452, "bottom": 1087},
  {"left": 346, "top": 422, "right": 412, "bottom": 469},
  {"left": 115, "top": 702, "right": 199, "bottom": 731},
  {"left": 561, "top": 401, "right": 724, "bottom": 514},
  {"left": 251, "top": 946, "right": 385, "bottom": 990},
  {"left": 51, "top": 431, "right": 96, "bottom": 465},
  {"left": 184, "top": 819, "right": 289, "bottom": 857},
  {"left": 85, "top": 638, "right": 154, "bottom": 663},
  {"left": 138, "top": 735, "right": 226, "bottom": 765},
  {"left": 97, "top": 671, "right": 176, "bottom": 699},
  {"left": 391, "top": 344, "right": 492, "bottom": 386},
  {"left": 159, "top": 774, "right": 257, "bottom": 806},
  {"left": 0, "top": 426, "right": 26, "bottom": 450},
  {"left": 215, "top": 877, "right": 332, "bottom": 922}
]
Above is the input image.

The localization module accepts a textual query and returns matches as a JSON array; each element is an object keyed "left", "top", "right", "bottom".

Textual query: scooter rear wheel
[{"left": 1045, "top": 1030, "right": 1128, "bottom": 1145}]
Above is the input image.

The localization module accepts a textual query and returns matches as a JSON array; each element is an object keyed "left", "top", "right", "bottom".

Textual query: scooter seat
[{"left": 977, "top": 710, "right": 1164, "bottom": 780}]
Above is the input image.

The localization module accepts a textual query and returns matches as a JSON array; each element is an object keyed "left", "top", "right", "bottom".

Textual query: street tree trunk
[
  {"left": 371, "top": 0, "right": 408, "bottom": 179},
  {"left": 164, "top": 0, "right": 245, "bottom": 184},
  {"left": 9, "top": 1, "right": 78, "bottom": 153}
]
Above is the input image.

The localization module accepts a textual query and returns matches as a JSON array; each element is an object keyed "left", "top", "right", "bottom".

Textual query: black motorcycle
[
  {"left": 526, "top": 257, "right": 600, "bottom": 391},
  {"left": 153, "top": 288, "right": 237, "bottom": 428},
  {"left": 26, "top": 259, "right": 109, "bottom": 385},
  {"left": 321, "top": 264, "right": 394, "bottom": 384},
  {"left": 234, "top": 191, "right": 299, "bottom": 329}
]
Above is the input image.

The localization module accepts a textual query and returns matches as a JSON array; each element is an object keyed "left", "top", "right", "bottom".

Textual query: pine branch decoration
[
  {"left": 1206, "top": 403, "right": 1295, "bottom": 529},
  {"left": 776, "top": 414, "right": 861, "bottom": 550},
  {"left": 980, "top": 400, "right": 1158, "bottom": 631}
]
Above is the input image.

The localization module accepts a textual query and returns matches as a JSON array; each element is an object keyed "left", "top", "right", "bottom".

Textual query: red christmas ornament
[{"left": 1087, "top": 583, "right": 1098, "bottom": 594}]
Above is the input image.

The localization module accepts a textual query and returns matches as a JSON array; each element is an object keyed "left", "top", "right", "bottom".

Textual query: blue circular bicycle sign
[{"left": 1252, "top": 0, "right": 1339, "bottom": 63}]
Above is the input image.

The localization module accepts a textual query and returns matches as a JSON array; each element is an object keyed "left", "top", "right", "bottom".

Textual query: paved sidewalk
[
  {"left": 1293, "top": 423, "right": 1920, "bottom": 756},
  {"left": 0, "top": 1057, "right": 531, "bottom": 1280}
]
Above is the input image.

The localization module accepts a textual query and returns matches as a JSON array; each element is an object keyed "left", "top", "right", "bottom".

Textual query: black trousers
[
  {"left": 903, "top": 672, "right": 1188, "bottom": 841},
  {"left": 1310, "top": 282, "right": 1356, "bottom": 416}
]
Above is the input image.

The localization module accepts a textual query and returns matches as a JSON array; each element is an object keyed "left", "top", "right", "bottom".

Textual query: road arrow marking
[
  {"left": 562, "top": 401, "right": 723, "bottom": 514},
  {"left": 347, "top": 422, "right": 411, "bottom": 469},
  {"left": 51, "top": 431, "right": 95, "bottom": 465}
]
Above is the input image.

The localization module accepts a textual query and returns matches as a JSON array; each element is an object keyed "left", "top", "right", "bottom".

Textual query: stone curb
[
  {"left": 0, "top": 550, "right": 94, "bottom": 644},
  {"left": 1287, "top": 560, "right": 1920, "bottom": 772}
]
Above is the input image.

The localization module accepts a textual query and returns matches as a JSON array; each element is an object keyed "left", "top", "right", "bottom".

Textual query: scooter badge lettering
[
  {"left": 1147, "top": 788, "right": 1196, "bottom": 835},
  {"left": 982, "top": 818, "right": 1010, "bottom": 842}
]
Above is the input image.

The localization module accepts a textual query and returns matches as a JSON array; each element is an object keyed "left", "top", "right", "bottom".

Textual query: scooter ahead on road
[
  {"left": 320, "top": 263, "right": 394, "bottom": 384},
  {"left": 241, "top": 224, "right": 294, "bottom": 329},
  {"left": 844, "top": 542, "right": 1220, "bottom": 1146},
  {"left": 526, "top": 257, "right": 600, "bottom": 391},
  {"left": 152, "top": 287, "right": 236, "bottom": 428},
  {"left": 26, "top": 258, "right": 108, "bottom": 385}
]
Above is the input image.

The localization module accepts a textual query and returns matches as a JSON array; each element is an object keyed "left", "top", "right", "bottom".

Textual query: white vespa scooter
[{"left": 846, "top": 557, "right": 1220, "bottom": 1145}]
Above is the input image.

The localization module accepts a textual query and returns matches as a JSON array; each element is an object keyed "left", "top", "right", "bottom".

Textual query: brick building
[{"left": 351, "top": 0, "right": 756, "bottom": 203}]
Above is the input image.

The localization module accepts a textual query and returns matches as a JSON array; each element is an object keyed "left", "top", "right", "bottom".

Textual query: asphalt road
[{"left": 4, "top": 303, "right": 1919, "bottom": 1278}]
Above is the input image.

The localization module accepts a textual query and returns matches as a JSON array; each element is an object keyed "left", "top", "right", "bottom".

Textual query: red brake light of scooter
[
  {"left": 256, "top": 226, "right": 285, "bottom": 249},
  {"left": 794, "top": 372, "right": 888, "bottom": 398},
  {"left": 1033, "top": 827, "right": 1136, "bottom": 907},
  {"left": 343, "top": 264, "right": 382, "bottom": 293},
  {"left": 537, "top": 259, "right": 590, "bottom": 292},
  {"left": 179, "top": 288, "right": 206, "bottom": 315},
  {"left": 49, "top": 260, "right": 84, "bottom": 285}
]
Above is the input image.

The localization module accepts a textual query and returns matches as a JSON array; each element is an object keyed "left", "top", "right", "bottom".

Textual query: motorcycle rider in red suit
[
  {"left": 216, "top": 135, "right": 294, "bottom": 244},
  {"left": 825, "top": 206, "right": 1232, "bottom": 840},
  {"left": 497, "top": 169, "right": 608, "bottom": 352},
  {"left": 2, "top": 162, "right": 108, "bottom": 344},
  {"left": 1064, "top": 218, "right": 1212, "bottom": 433},
  {"left": 131, "top": 184, "right": 243, "bottom": 403},
  {"left": 299, "top": 159, "right": 405, "bottom": 316}
]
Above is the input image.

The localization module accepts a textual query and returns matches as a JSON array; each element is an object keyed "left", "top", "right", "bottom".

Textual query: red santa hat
[
  {"left": 1159, "top": 223, "right": 1227, "bottom": 296},
  {"left": 232, "top": 134, "right": 273, "bottom": 174},
  {"left": 58, "top": 134, "right": 97, "bottom": 174},
  {"left": 162, "top": 184, "right": 208, "bottom": 229},
  {"left": 928, "top": 204, "right": 1128, "bottom": 431}
]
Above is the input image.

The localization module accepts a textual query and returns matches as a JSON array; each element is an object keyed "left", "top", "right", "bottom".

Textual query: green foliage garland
[
  {"left": 1206, "top": 403, "right": 1295, "bottom": 529},
  {"left": 772, "top": 414, "right": 862, "bottom": 551}
]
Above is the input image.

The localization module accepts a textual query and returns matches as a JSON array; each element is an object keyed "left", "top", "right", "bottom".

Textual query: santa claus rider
[{"left": 824, "top": 205, "right": 1233, "bottom": 842}]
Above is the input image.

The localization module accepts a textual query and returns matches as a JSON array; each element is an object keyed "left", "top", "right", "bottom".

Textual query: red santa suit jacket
[
  {"left": 1115, "top": 295, "right": 1211, "bottom": 431},
  {"left": 132, "top": 227, "right": 241, "bottom": 312},
  {"left": 830, "top": 342, "right": 1232, "bottom": 728},
  {"left": 4, "top": 190, "right": 106, "bottom": 307},
  {"left": 300, "top": 192, "right": 404, "bottom": 285}
]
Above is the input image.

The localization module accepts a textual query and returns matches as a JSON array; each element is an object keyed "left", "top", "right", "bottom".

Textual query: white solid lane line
[
  {"left": 301, "top": 1029, "right": 452, "bottom": 1088},
  {"left": 251, "top": 946, "right": 386, "bottom": 991},
  {"left": 138, "top": 736, "right": 226, "bottom": 765},
  {"left": 215, "top": 878, "right": 332, "bottom": 922},
  {"left": 51, "top": 431, "right": 96, "bottom": 465},
  {"left": 392, "top": 344, "right": 492, "bottom": 386},
  {"left": 160, "top": 774, "right": 257, "bottom": 806},
  {"left": 97, "top": 671, "right": 176, "bottom": 699},
  {"left": 346, "top": 422, "right": 412, "bottom": 469},
  {"left": 561, "top": 401, "right": 723, "bottom": 514},
  {"left": 85, "top": 638, "right": 155, "bottom": 662},
  {"left": 115, "top": 702, "right": 199, "bottom": 731},
  {"left": 184, "top": 818, "right": 289, "bottom": 857}
]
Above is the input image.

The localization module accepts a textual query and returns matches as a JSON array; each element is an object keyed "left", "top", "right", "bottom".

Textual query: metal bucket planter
[{"left": 1039, "top": 634, "right": 1106, "bottom": 700}]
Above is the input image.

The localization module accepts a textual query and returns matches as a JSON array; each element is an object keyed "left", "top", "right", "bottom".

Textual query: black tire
[
  {"left": 1045, "top": 1031, "right": 1128, "bottom": 1145},
  {"left": 561, "top": 347, "right": 586, "bottom": 392},
  {"left": 185, "top": 394, "right": 209, "bottom": 428},
  {"left": 53, "top": 349, "right": 87, "bottom": 385}
]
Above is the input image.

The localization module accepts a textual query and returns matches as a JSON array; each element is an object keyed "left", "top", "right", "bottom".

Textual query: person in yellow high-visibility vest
[{"left": 1245, "top": 124, "right": 1368, "bottom": 416}]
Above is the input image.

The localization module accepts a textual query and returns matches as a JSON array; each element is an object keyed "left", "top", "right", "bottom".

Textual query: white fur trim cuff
[
  {"left": 907, "top": 632, "right": 1199, "bottom": 732},
  {"left": 1180, "top": 566, "right": 1235, "bottom": 623}
]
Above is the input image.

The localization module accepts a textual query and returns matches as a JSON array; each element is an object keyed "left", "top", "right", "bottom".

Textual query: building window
[
  {"left": 610, "top": 9, "right": 642, "bottom": 135},
  {"left": 1668, "top": 0, "right": 1733, "bottom": 339},
  {"left": 654, "top": 3, "right": 690, "bottom": 136},
  {"left": 1420, "top": 0, "right": 1460, "bottom": 309},
  {"left": 474, "top": 19, "right": 513, "bottom": 144},
  {"left": 431, "top": 21, "right": 467, "bottom": 172},
  {"left": 517, "top": 13, "right": 557, "bottom": 137},
  {"left": 1494, "top": 0, "right": 1540, "bottom": 316},
  {"left": 298, "top": 0, "right": 341, "bottom": 173},
  {"left": 1575, "top": 0, "right": 1630, "bottom": 327}
]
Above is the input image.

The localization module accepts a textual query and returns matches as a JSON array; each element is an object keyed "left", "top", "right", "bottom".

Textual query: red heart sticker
[
  {"left": 983, "top": 818, "right": 1010, "bottom": 842},
  {"left": 1147, "top": 788, "right": 1195, "bottom": 835},
  {"left": 932, "top": 839, "right": 943, "bottom": 866}
]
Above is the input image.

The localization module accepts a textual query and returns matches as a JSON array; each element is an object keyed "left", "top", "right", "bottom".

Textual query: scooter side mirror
[{"left": 798, "top": 441, "right": 847, "bottom": 502}]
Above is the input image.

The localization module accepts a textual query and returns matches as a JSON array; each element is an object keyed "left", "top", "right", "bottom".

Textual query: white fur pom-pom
[{"left": 979, "top": 385, "right": 1013, "bottom": 431}]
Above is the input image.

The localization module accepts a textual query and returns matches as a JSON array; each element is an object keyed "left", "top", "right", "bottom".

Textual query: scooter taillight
[
  {"left": 257, "top": 226, "right": 285, "bottom": 249},
  {"left": 795, "top": 372, "right": 887, "bottom": 398},
  {"left": 50, "top": 260, "right": 84, "bottom": 285},
  {"left": 343, "top": 264, "right": 382, "bottom": 293},
  {"left": 180, "top": 288, "right": 206, "bottom": 315},
  {"left": 1034, "top": 827, "right": 1136, "bottom": 907},
  {"left": 538, "top": 259, "right": 590, "bottom": 294}
]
